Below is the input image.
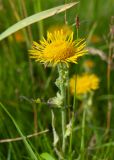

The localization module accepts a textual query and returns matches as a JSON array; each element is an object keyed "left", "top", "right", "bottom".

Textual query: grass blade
[
  {"left": 0, "top": 2, "right": 79, "bottom": 41},
  {"left": 40, "top": 152, "right": 56, "bottom": 160},
  {"left": 0, "top": 102, "right": 39, "bottom": 160}
]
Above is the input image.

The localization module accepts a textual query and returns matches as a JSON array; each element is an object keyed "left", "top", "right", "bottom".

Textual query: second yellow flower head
[{"left": 70, "top": 73, "right": 100, "bottom": 95}]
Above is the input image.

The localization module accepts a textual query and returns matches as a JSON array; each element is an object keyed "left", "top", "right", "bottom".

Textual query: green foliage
[
  {"left": 40, "top": 152, "right": 56, "bottom": 160},
  {"left": 0, "top": 0, "right": 114, "bottom": 160}
]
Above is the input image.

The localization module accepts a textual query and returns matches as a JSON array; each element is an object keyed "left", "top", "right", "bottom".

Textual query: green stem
[
  {"left": 34, "top": 0, "right": 44, "bottom": 39},
  {"left": 77, "top": 28, "right": 79, "bottom": 39},
  {"left": 80, "top": 107, "right": 86, "bottom": 160},
  {"left": 57, "top": 64, "right": 68, "bottom": 154},
  {"left": 69, "top": 76, "right": 77, "bottom": 158},
  {"left": 64, "top": 0, "right": 67, "bottom": 24},
  {"left": 106, "top": 17, "right": 114, "bottom": 133},
  {"left": 69, "top": 113, "right": 74, "bottom": 159},
  {"left": 61, "top": 109, "right": 66, "bottom": 153}
]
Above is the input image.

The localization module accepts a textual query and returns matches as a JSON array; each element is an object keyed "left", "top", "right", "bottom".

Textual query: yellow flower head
[
  {"left": 48, "top": 24, "right": 72, "bottom": 36},
  {"left": 29, "top": 30, "right": 87, "bottom": 66},
  {"left": 84, "top": 59, "right": 95, "bottom": 69},
  {"left": 70, "top": 73, "right": 99, "bottom": 95}
]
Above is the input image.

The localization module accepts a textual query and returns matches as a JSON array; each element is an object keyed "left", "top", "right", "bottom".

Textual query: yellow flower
[
  {"left": 70, "top": 73, "right": 99, "bottom": 95},
  {"left": 48, "top": 24, "right": 72, "bottom": 36},
  {"left": 84, "top": 60, "right": 95, "bottom": 69},
  {"left": 29, "top": 30, "right": 87, "bottom": 66}
]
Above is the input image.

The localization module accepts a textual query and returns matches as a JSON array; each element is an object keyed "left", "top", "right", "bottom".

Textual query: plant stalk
[
  {"left": 56, "top": 64, "right": 68, "bottom": 154},
  {"left": 80, "top": 107, "right": 86, "bottom": 160}
]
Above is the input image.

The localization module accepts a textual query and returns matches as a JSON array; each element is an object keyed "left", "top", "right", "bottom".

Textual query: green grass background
[{"left": 0, "top": 0, "right": 114, "bottom": 159}]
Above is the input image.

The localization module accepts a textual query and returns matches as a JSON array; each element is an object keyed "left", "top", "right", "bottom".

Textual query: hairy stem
[{"left": 56, "top": 64, "right": 68, "bottom": 154}]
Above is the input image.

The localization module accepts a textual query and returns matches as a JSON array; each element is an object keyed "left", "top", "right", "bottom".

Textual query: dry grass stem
[{"left": 0, "top": 129, "right": 49, "bottom": 143}]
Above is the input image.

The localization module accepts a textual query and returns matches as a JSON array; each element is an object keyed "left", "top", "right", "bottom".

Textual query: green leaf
[
  {"left": 0, "top": 2, "right": 79, "bottom": 41},
  {"left": 98, "top": 94, "right": 114, "bottom": 101},
  {"left": 40, "top": 153, "right": 56, "bottom": 160}
]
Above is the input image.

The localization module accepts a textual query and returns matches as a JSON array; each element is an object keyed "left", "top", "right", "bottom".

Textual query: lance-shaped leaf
[{"left": 0, "top": 2, "right": 79, "bottom": 41}]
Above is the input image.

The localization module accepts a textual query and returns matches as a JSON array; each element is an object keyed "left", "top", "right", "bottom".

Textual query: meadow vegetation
[{"left": 0, "top": 0, "right": 114, "bottom": 159}]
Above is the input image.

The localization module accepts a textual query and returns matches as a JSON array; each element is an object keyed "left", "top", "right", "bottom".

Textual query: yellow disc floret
[{"left": 43, "top": 40, "right": 75, "bottom": 60}]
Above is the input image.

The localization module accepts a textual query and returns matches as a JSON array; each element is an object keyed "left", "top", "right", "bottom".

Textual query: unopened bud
[{"left": 76, "top": 16, "right": 80, "bottom": 29}]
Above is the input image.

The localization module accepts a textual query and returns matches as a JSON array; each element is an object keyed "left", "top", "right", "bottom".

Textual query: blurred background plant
[{"left": 0, "top": 0, "right": 114, "bottom": 159}]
